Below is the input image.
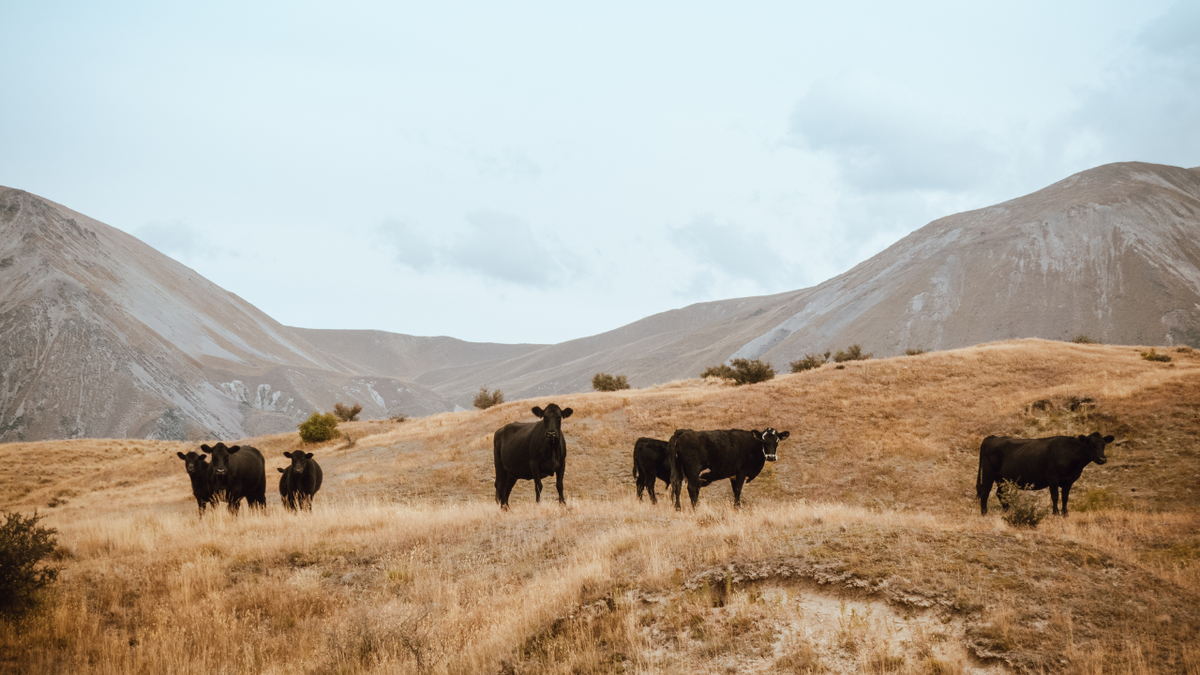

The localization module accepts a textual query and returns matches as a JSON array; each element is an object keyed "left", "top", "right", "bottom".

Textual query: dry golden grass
[{"left": 2, "top": 339, "right": 1199, "bottom": 674}]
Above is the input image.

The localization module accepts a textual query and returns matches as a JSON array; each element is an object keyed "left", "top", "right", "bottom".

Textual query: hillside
[{"left": 2, "top": 340, "right": 1198, "bottom": 673}]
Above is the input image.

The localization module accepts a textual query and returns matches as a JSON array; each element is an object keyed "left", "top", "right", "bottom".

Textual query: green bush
[
  {"left": 998, "top": 481, "right": 1048, "bottom": 528},
  {"left": 333, "top": 402, "right": 363, "bottom": 422},
  {"left": 473, "top": 387, "right": 504, "bottom": 410},
  {"left": 833, "top": 344, "right": 872, "bottom": 363},
  {"left": 591, "top": 373, "right": 630, "bottom": 392},
  {"left": 298, "top": 412, "right": 340, "bottom": 443},
  {"left": 1072, "top": 335, "right": 1097, "bottom": 344},
  {"left": 0, "top": 510, "right": 61, "bottom": 620},
  {"left": 702, "top": 359, "right": 775, "bottom": 385},
  {"left": 1141, "top": 348, "right": 1171, "bottom": 362},
  {"left": 789, "top": 352, "right": 829, "bottom": 373},
  {"left": 904, "top": 348, "right": 926, "bottom": 356}
]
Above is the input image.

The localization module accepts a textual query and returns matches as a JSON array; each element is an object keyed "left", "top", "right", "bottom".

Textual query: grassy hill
[{"left": 1, "top": 340, "right": 1198, "bottom": 674}]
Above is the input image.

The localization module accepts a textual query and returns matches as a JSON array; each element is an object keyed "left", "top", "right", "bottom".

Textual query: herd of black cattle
[{"left": 177, "top": 402, "right": 1116, "bottom": 518}]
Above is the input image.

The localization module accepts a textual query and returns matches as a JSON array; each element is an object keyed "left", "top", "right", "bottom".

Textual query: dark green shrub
[
  {"left": 0, "top": 510, "right": 60, "bottom": 620},
  {"left": 298, "top": 412, "right": 340, "bottom": 443},
  {"left": 998, "top": 481, "right": 1048, "bottom": 528},
  {"left": 591, "top": 373, "right": 630, "bottom": 392},
  {"left": 1178, "top": 346, "right": 1194, "bottom": 353},
  {"left": 1072, "top": 335, "right": 1097, "bottom": 344},
  {"left": 701, "top": 364, "right": 735, "bottom": 379},
  {"left": 473, "top": 387, "right": 504, "bottom": 410},
  {"left": 904, "top": 348, "right": 926, "bottom": 356},
  {"left": 333, "top": 402, "right": 363, "bottom": 422},
  {"left": 789, "top": 353, "right": 828, "bottom": 373},
  {"left": 702, "top": 359, "right": 775, "bottom": 385},
  {"left": 1141, "top": 348, "right": 1171, "bottom": 362},
  {"left": 833, "top": 344, "right": 872, "bottom": 363}
]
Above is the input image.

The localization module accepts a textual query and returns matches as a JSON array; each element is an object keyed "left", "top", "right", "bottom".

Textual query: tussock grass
[{"left": 1, "top": 339, "right": 1199, "bottom": 673}]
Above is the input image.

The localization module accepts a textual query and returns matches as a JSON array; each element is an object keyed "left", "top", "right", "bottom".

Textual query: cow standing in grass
[
  {"left": 201, "top": 443, "right": 267, "bottom": 514},
  {"left": 177, "top": 451, "right": 217, "bottom": 516},
  {"left": 278, "top": 451, "right": 323, "bottom": 511},
  {"left": 670, "top": 428, "right": 790, "bottom": 510},
  {"left": 977, "top": 432, "right": 1115, "bottom": 516},
  {"left": 633, "top": 437, "right": 671, "bottom": 504},
  {"left": 493, "top": 404, "right": 573, "bottom": 510}
]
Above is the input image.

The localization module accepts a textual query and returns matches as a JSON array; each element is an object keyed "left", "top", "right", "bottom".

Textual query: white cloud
[
  {"left": 134, "top": 220, "right": 221, "bottom": 262},
  {"left": 670, "top": 215, "right": 790, "bottom": 288}
]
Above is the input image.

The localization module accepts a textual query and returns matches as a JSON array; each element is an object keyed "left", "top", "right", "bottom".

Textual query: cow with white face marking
[
  {"left": 200, "top": 442, "right": 267, "bottom": 514},
  {"left": 669, "top": 427, "right": 791, "bottom": 510},
  {"left": 278, "top": 450, "right": 323, "bottom": 511},
  {"left": 493, "top": 404, "right": 573, "bottom": 510}
]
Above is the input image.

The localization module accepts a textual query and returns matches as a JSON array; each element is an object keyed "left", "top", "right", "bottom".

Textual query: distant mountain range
[{"left": 3, "top": 161, "right": 1198, "bottom": 442}]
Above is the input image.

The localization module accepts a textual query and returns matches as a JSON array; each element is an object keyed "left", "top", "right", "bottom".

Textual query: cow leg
[
  {"left": 494, "top": 466, "right": 507, "bottom": 505},
  {"left": 978, "top": 476, "right": 993, "bottom": 515},
  {"left": 500, "top": 476, "right": 519, "bottom": 510},
  {"left": 1061, "top": 483, "right": 1073, "bottom": 516},
  {"left": 730, "top": 475, "right": 747, "bottom": 508},
  {"left": 228, "top": 496, "right": 242, "bottom": 516},
  {"left": 1049, "top": 485, "right": 1061, "bottom": 515},
  {"left": 687, "top": 479, "right": 701, "bottom": 509},
  {"left": 647, "top": 478, "right": 658, "bottom": 505},
  {"left": 555, "top": 470, "right": 565, "bottom": 505},
  {"left": 636, "top": 474, "right": 645, "bottom": 501}
]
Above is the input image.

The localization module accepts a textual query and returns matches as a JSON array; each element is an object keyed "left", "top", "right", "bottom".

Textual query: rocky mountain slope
[{"left": 3, "top": 161, "right": 1198, "bottom": 441}]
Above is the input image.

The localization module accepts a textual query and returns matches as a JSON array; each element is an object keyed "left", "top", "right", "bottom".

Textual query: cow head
[
  {"left": 200, "top": 443, "right": 241, "bottom": 477},
  {"left": 177, "top": 451, "right": 209, "bottom": 476},
  {"left": 1078, "top": 432, "right": 1115, "bottom": 465},
  {"left": 532, "top": 404, "right": 573, "bottom": 443},
  {"left": 283, "top": 451, "right": 315, "bottom": 475},
  {"left": 751, "top": 428, "right": 790, "bottom": 462}
]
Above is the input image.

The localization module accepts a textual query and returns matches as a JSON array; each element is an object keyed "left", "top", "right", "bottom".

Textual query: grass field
[{"left": 1, "top": 339, "right": 1198, "bottom": 674}]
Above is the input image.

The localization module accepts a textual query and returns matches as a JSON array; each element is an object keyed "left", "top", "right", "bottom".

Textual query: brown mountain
[{"left": 3, "top": 161, "right": 1198, "bottom": 441}]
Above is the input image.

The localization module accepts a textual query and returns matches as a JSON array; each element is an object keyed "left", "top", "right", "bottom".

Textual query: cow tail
[
  {"left": 975, "top": 438, "right": 988, "bottom": 499},
  {"left": 668, "top": 433, "right": 681, "bottom": 502}
]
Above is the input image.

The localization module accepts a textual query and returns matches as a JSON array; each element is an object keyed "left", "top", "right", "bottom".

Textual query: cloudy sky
[{"left": 2, "top": 1, "right": 1197, "bottom": 344}]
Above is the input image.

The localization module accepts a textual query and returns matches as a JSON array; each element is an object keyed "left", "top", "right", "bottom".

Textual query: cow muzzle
[
  {"left": 215, "top": 468, "right": 227, "bottom": 475},
  {"left": 1095, "top": 457, "right": 1108, "bottom": 465},
  {"left": 765, "top": 453, "right": 777, "bottom": 462}
]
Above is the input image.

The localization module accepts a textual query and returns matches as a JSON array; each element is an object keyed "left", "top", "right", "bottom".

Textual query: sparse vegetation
[
  {"left": 833, "top": 344, "right": 872, "bottom": 362},
  {"left": 905, "top": 348, "right": 926, "bottom": 356},
  {"left": 1177, "top": 345, "right": 1194, "bottom": 353},
  {"left": 473, "top": 387, "right": 504, "bottom": 410},
  {"left": 998, "top": 480, "right": 1049, "bottom": 528},
  {"left": 0, "top": 510, "right": 60, "bottom": 620},
  {"left": 1141, "top": 348, "right": 1172, "bottom": 362},
  {"left": 333, "top": 402, "right": 363, "bottom": 422},
  {"left": 298, "top": 411, "right": 340, "bottom": 443},
  {"left": 1072, "top": 335, "right": 1098, "bottom": 344},
  {"left": 390, "top": 413, "right": 409, "bottom": 423},
  {"left": 790, "top": 352, "right": 830, "bottom": 372},
  {"left": 702, "top": 358, "right": 775, "bottom": 385},
  {"left": 591, "top": 373, "right": 630, "bottom": 392}
]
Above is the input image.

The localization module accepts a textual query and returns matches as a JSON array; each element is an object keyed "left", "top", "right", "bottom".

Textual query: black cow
[
  {"left": 200, "top": 442, "right": 267, "bottom": 514},
  {"left": 977, "top": 432, "right": 1114, "bottom": 516},
  {"left": 278, "top": 450, "right": 323, "bottom": 511},
  {"left": 493, "top": 404, "right": 573, "bottom": 510},
  {"left": 633, "top": 437, "right": 671, "bottom": 504},
  {"left": 670, "top": 427, "right": 790, "bottom": 510},
  {"left": 176, "top": 451, "right": 217, "bottom": 516}
]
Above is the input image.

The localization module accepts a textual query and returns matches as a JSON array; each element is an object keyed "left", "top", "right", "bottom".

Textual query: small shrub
[
  {"left": 701, "top": 364, "right": 735, "bottom": 379},
  {"left": 390, "top": 414, "right": 409, "bottom": 423},
  {"left": 1176, "top": 345, "right": 1194, "bottom": 353},
  {"left": 718, "top": 359, "right": 775, "bottom": 385},
  {"left": 1072, "top": 335, "right": 1097, "bottom": 344},
  {"left": 1141, "top": 348, "right": 1171, "bottom": 362},
  {"left": 333, "top": 402, "right": 363, "bottom": 422},
  {"left": 833, "top": 344, "right": 872, "bottom": 363},
  {"left": 998, "top": 481, "right": 1048, "bottom": 528},
  {"left": 298, "top": 412, "right": 340, "bottom": 443},
  {"left": 591, "top": 373, "right": 630, "bottom": 392},
  {"left": 790, "top": 353, "right": 828, "bottom": 373},
  {"left": 905, "top": 348, "right": 926, "bottom": 356},
  {"left": 473, "top": 387, "right": 504, "bottom": 410},
  {"left": 0, "top": 510, "right": 61, "bottom": 620}
]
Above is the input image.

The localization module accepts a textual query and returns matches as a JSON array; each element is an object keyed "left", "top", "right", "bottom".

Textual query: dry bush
[
  {"left": 298, "top": 412, "right": 339, "bottom": 443},
  {"left": 703, "top": 359, "right": 775, "bottom": 385},
  {"left": 591, "top": 373, "right": 630, "bottom": 392},
  {"left": 473, "top": 387, "right": 504, "bottom": 410},
  {"left": 1072, "top": 335, "right": 1098, "bottom": 344},
  {"left": 790, "top": 352, "right": 829, "bottom": 373},
  {"left": 998, "top": 481, "right": 1048, "bottom": 528},
  {"left": 833, "top": 344, "right": 872, "bottom": 362},
  {"left": 1141, "top": 348, "right": 1171, "bottom": 362},
  {"left": 905, "top": 348, "right": 926, "bottom": 356},
  {"left": 333, "top": 402, "right": 363, "bottom": 422}
]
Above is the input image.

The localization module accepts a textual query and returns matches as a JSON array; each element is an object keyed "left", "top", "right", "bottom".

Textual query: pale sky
[{"left": 2, "top": 1, "right": 1197, "bottom": 344}]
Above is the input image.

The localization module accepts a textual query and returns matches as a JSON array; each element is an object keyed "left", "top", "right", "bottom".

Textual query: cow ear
[
  {"left": 778, "top": 431, "right": 790, "bottom": 440},
  {"left": 532, "top": 406, "right": 545, "bottom": 418},
  {"left": 177, "top": 452, "right": 187, "bottom": 460},
  {"left": 305, "top": 452, "right": 314, "bottom": 459},
  {"left": 1104, "top": 435, "right": 1115, "bottom": 443},
  {"left": 200, "top": 444, "right": 212, "bottom": 454},
  {"left": 751, "top": 430, "right": 763, "bottom": 440},
  {"left": 561, "top": 407, "right": 573, "bottom": 418},
  {"left": 228, "top": 445, "right": 241, "bottom": 454},
  {"left": 283, "top": 451, "right": 293, "bottom": 458},
  {"left": 277, "top": 467, "right": 285, "bottom": 473}
]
